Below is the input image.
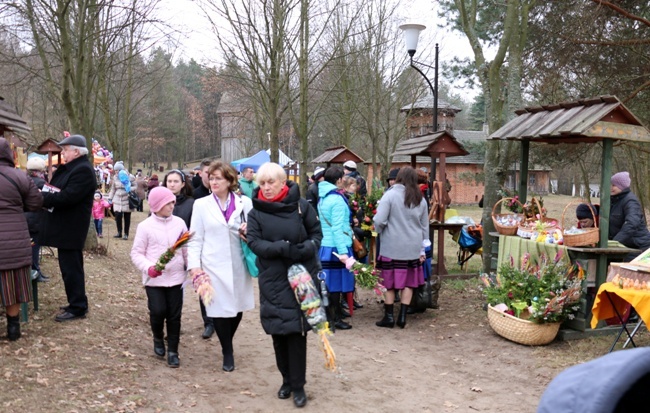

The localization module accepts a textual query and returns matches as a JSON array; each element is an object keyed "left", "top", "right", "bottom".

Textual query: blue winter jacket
[{"left": 318, "top": 181, "right": 352, "bottom": 254}]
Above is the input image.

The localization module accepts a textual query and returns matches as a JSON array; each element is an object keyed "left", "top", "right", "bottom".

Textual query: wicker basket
[
  {"left": 562, "top": 201, "right": 599, "bottom": 247},
  {"left": 492, "top": 198, "right": 524, "bottom": 236},
  {"left": 517, "top": 198, "right": 559, "bottom": 238},
  {"left": 487, "top": 305, "right": 561, "bottom": 346}
]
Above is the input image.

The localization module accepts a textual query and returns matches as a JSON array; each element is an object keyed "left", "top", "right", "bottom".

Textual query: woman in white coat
[{"left": 188, "top": 160, "right": 254, "bottom": 372}]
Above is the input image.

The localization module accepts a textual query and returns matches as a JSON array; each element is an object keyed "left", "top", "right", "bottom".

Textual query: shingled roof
[
  {"left": 489, "top": 95, "right": 650, "bottom": 143},
  {"left": 311, "top": 145, "right": 364, "bottom": 164},
  {"left": 0, "top": 97, "right": 30, "bottom": 136}
]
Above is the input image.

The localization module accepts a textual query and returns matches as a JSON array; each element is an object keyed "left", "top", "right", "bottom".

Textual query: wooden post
[
  {"left": 518, "top": 140, "right": 529, "bottom": 202},
  {"left": 597, "top": 139, "right": 613, "bottom": 288}
]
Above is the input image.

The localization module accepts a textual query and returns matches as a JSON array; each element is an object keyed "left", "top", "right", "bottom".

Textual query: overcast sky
[{"left": 156, "top": 0, "right": 484, "bottom": 99}]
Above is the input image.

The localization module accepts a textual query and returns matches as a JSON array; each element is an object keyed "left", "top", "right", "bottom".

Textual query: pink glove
[{"left": 148, "top": 266, "right": 162, "bottom": 278}]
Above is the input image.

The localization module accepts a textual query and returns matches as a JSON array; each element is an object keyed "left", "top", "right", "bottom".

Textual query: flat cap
[
  {"left": 343, "top": 160, "right": 357, "bottom": 170},
  {"left": 58, "top": 134, "right": 87, "bottom": 148}
]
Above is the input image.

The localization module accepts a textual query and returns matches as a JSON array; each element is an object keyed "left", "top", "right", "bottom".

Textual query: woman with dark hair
[
  {"left": 162, "top": 169, "right": 194, "bottom": 228},
  {"left": 187, "top": 161, "right": 254, "bottom": 372},
  {"left": 246, "top": 162, "right": 322, "bottom": 407},
  {"left": 317, "top": 165, "right": 354, "bottom": 330},
  {"left": 373, "top": 166, "right": 429, "bottom": 329}
]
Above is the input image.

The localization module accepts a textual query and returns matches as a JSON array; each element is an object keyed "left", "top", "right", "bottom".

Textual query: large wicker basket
[
  {"left": 562, "top": 201, "right": 599, "bottom": 247},
  {"left": 487, "top": 305, "right": 561, "bottom": 346},
  {"left": 517, "top": 198, "right": 559, "bottom": 239},
  {"left": 492, "top": 198, "right": 524, "bottom": 236}
]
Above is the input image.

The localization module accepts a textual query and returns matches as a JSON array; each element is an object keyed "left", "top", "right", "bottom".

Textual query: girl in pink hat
[{"left": 130, "top": 186, "right": 188, "bottom": 368}]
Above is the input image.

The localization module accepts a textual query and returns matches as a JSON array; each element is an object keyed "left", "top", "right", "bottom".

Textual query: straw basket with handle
[
  {"left": 491, "top": 197, "right": 524, "bottom": 236},
  {"left": 487, "top": 305, "right": 561, "bottom": 346},
  {"left": 517, "top": 197, "right": 559, "bottom": 238},
  {"left": 562, "top": 201, "right": 599, "bottom": 247}
]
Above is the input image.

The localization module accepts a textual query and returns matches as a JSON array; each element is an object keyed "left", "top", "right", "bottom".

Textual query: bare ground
[{"left": 2, "top": 196, "right": 648, "bottom": 413}]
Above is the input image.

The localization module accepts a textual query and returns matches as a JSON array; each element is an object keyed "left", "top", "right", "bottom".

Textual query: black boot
[
  {"left": 331, "top": 295, "right": 351, "bottom": 330},
  {"left": 167, "top": 352, "right": 180, "bottom": 368},
  {"left": 153, "top": 338, "right": 165, "bottom": 358},
  {"left": 7, "top": 315, "right": 20, "bottom": 341},
  {"left": 396, "top": 304, "right": 408, "bottom": 329},
  {"left": 375, "top": 304, "right": 395, "bottom": 328}
]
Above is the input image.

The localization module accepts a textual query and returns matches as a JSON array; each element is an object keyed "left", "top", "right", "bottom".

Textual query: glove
[
  {"left": 148, "top": 266, "right": 162, "bottom": 278},
  {"left": 295, "top": 240, "right": 316, "bottom": 259}
]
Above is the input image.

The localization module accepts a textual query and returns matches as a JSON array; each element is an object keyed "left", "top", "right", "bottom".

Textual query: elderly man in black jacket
[
  {"left": 40, "top": 134, "right": 96, "bottom": 322},
  {"left": 609, "top": 171, "right": 650, "bottom": 261}
]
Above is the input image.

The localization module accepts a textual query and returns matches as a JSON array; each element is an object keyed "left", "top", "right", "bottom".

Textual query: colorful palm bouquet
[
  {"left": 360, "top": 189, "right": 383, "bottom": 231},
  {"left": 335, "top": 253, "right": 384, "bottom": 295},
  {"left": 154, "top": 231, "right": 215, "bottom": 305},
  {"left": 154, "top": 231, "right": 193, "bottom": 272},
  {"left": 287, "top": 264, "right": 336, "bottom": 371}
]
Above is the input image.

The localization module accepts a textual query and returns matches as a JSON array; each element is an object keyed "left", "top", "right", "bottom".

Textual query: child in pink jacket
[
  {"left": 130, "top": 187, "right": 188, "bottom": 368},
  {"left": 92, "top": 192, "right": 111, "bottom": 237}
]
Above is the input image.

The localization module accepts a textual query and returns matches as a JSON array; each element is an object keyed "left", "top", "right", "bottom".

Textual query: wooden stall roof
[
  {"left": 36, "top": 138, "right": 63, "bottom": 155},
  {"left": 392, "top": 131, "right": 469, "bottom": 158},
  {"left": 311, "top": 145, "right": 364, "bottom": 164},
  {"left": 0, "top": 97, "right": 31, "bottom": 136},
  {"left": 489, "top": 95, "right": 650, "bottom": 143}
]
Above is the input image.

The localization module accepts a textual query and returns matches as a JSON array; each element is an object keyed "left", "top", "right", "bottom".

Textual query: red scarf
[{"left": 258, "top": 184, "right": 289, "bottom": 203}]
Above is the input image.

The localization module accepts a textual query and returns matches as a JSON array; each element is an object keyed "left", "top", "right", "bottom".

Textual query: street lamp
[{"left": 399, "top": 24, "right": 439, "bottom": 133}]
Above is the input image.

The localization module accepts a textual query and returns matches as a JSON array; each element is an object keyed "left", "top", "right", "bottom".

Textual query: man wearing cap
[
  {"left": 343, "top": 160, "right": 367, "bottom": 198},
  {"left": 306, "top": 166, "right": 325, "bottom": 210},
  {"left": 610, "top": 171, "right": 650, "bottom": 260},
  {"left": 40, "top": 134, "right": 96, "bottom": 322}
]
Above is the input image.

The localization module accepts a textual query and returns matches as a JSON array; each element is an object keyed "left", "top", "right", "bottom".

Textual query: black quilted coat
[{"left": 246, "top": 181, "right": 322, "bottom": 335}]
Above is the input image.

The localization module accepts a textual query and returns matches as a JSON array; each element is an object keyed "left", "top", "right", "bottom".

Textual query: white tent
[{"left": 265, "top": 148, "right": 293, "bottom": 166}]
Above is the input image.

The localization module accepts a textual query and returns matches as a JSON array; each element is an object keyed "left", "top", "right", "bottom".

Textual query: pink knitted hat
[
  {"left": 148, "top": 186, "right": 176, "bottom": 213},
  {"left": 611, "top": 172, "right": 631, "bottom": 190}
]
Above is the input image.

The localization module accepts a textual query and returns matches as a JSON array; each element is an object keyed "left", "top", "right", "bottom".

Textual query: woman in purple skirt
[{"left": 373, "top": 167, "right": 429, "bottom": 329}]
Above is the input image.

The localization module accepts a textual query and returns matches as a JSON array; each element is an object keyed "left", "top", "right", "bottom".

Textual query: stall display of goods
[
  {"left": 518, "top": 220, "right": 561, "bottom": 243},
  {"left": 494, "top": 214, "right": 524, "bottom": 228},
  {"left": 611, "top": 274, "right": 650, "bottom": 290}
]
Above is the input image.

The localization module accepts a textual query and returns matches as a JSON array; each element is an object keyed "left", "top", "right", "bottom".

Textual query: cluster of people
[{"left": 7, "top": 132, "right": 650, "bottom": 409}]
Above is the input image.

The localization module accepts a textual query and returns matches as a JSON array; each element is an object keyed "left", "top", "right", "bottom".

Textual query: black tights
[
  {"left": 115, "top": 211, "right": 131, "bottom": 236},
  {"left": 212, "top": 312, "right": 243, "bottom": 357}
]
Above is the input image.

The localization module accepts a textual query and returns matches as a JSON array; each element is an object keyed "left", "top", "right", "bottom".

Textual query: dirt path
[{"left": 2, "top": 210, "right": 644, "bottom": 413}]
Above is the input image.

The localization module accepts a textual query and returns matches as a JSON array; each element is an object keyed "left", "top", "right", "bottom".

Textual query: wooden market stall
[
  {"left": 0, "top": 96, "right": 31, "bottom": 169},
  {"left": 36, "top": 138, "right": 63, "bottom": 179},
  {"left": 311, "top": 145, "right": 364, "bottom": 169},
  {"left": 488, "top": 95, "right": 650, "bottom": 334},
  {"left": 391, "top": 130, "right": 470, "bottom": 276}
]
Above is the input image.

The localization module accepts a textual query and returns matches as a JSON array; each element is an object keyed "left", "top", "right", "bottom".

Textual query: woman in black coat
[
  {"left": 246, "top": 163, "right": 322, "bottom": 409},
  {"left": 609, "top": 172, "right": 650, "bottom": 260}
]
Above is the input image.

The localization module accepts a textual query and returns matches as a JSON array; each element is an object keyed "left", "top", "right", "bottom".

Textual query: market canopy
[
  {"left": 0, "top": 96, "right": 30, "bottom": 137},
  {"left": 232, "top": 148, "right": 294, "bottom": 172}
]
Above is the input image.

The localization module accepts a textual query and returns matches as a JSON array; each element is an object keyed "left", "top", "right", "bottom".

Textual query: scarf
[
  {"left": 258, "top": 184, "right": 289, "bottom": 203},
  {"left": 214, "top": 191, "right": 236, "bottom": 222}
]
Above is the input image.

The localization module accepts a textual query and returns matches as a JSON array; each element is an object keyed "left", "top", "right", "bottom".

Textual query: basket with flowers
[{"left": 480, "top": 252, "right": 584, "bottom": 345}]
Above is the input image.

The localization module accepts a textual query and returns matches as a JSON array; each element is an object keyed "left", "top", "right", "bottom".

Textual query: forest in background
[{"left": 0, "top": 0, "right": 648, "bottom": 212}]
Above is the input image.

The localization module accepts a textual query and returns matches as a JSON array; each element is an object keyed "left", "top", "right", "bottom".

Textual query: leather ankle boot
[
  {"left": 7, "top": 315, "right": 20, "bottom": 341},
  {"left": 375, "top": 304, "right": 395, "bottom": 328},
  {"left": 153, "top": 338, "right": 165, "bottom": 358},
  {"left": 167, "top": 352, "right": 180, "bottom": 368},
  {"left": 396, "top": 304, "right": 408, "bottom": 328}
]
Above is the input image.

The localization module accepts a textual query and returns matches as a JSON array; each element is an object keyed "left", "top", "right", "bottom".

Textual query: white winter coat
[{"left": 187, "top": 193, "right": 255, "bottom": 318}]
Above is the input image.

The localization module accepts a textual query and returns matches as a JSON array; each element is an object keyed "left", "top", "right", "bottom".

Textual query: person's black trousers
[
  {"left": 272, "top": 333, "right": 307, "bottom": 391},
  {"left": 213, "top": 312, "right": 243, "bottom": 356},
  {"left": 57, "top": 248, "right": 88, "bottom": 315},
  {"left": 114, "top": 211, "right": 131, "bottom": 236},
  {"left": 145, "top": 284, "right": 183, "bottom": 352}
]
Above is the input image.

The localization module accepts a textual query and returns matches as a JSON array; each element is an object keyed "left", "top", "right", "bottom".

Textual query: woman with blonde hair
[
  {"left": 246, "top": 162, "right": 322, "bottom": 408},
  {"left": 187, "top": 160, "right": 255, "bottom": 372}
]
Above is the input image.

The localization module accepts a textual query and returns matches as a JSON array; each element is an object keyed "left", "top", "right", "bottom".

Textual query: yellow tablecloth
[
  {"left": 497, "top": 235, "right": 569, "bottom": 269},
  {"left": 590, "top": 282, "right": 650, "bottom": 329}
]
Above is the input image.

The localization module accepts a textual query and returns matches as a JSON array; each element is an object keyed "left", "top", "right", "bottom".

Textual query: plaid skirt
[{"left": 0, "top": 265, "right": 33, "bottom": 307}]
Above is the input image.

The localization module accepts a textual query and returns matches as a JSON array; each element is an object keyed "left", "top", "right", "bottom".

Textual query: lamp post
[{"left": 399, "top": 24, "right": 439, "bottom": 133}]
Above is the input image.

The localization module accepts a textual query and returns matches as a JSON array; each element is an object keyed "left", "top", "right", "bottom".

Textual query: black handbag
[{"left": 128, "top": 190, "right": 140, "bottom": 210}]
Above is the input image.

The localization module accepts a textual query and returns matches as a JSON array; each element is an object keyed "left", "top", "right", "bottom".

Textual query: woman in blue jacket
[{"left": 318, "top": 166, "right": 354, "bottom": 330}]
